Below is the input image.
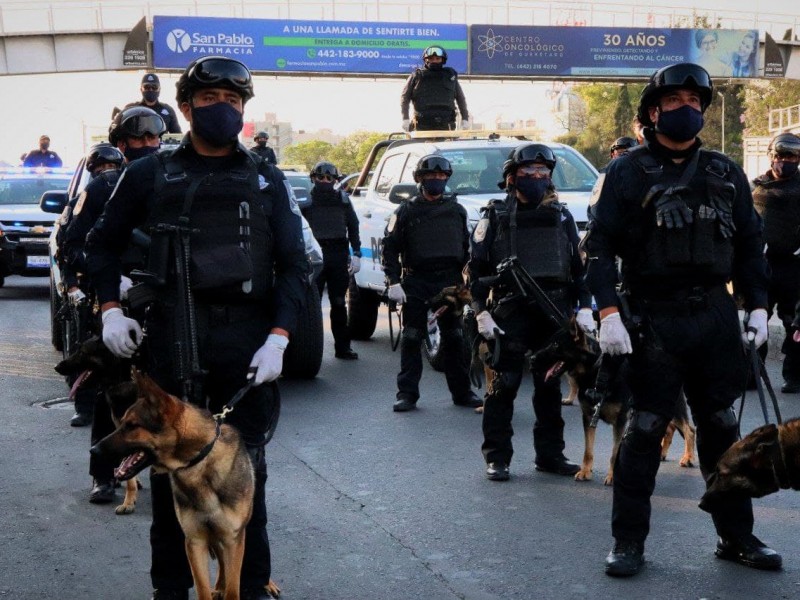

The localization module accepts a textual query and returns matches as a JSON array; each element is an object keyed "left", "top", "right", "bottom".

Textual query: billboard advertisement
[
  {"left": 153, "top": 15, "right": 467, "bottom": 74},
  {"left": 469, "top": 25, "right": 760, "bottom": 78}
]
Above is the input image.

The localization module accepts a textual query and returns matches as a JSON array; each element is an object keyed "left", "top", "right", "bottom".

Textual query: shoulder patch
[
  {"left": 387, "top": 213, "right": 398, "bottom": 233},
  {"left": 73, "top": 191, "right": 88, "bottom": 216},
  {"left": 473, "top": 217, "right": 489, "bottom": 242},
  {"left": 589, "top": 173, "right": 606, "bottom": 206}
]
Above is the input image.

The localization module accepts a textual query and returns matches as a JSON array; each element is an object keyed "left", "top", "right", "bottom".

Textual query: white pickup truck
[{"left": 345, "top": 131, "right": 599, "bottom": 368}]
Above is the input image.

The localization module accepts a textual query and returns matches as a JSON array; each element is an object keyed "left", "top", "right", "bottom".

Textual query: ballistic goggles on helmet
[
  {"left": 651, "top": 63, "right": 712, "bottom": 92},
  {"left": 516, "top": 165, "right": 552, "bottom": 178},
  {"left": 311, "top": 161, "right": 340, "bottom": 179},
  {"left": 424, "top": 47, "right": 446, "bottom": 58},
  {"left": 415, "top": 155, "right": 453, "bottom": 177},
  {"left": 182, "top": 57, "right": 254, "bottom": 101},
  {"left": 121, "top": 112, "right": 167, "bottom": 138},
  {"left": 772, "top": 138, "right": 800, "bottom": 158}
]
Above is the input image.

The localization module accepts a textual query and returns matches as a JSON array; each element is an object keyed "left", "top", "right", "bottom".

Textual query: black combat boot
[
  {"left": 335, "top": 348, "right": 359, "bottom": 360},
  {"left": 453, "top": 391, "right": 482, "bottom": 408},
  {"left": 151, "top": 590, "right": 189, "bottom": 600},
  {"left": 715, "top": 534, "right": 782, "bottom": 570},
  {"left": 485, "top": 462, "right": 510, "bottom": 481},
  {"left": 89, "top": 479, "right": 115, "bottom": 504},
  {"left": 393, "top": 393, "right": 417, "bottom": 412},
  {"left": 70, "top": 411, "right": 92, "bottom": 427},
  {"left": 534, "top": 455, "right": 580, "bottom": 476},
  {"left": 605, "top": 539, "right": 645, "bottom": 577}
]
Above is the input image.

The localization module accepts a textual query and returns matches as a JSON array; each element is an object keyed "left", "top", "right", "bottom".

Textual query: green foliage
[
  {"left": 281, "top": 131, "right": 388, "bottom": 175},
  {"left": 282, "top": 140, "right": 334, "bottom": 171},
  {"left": 742, "top": 79, "right": 800, "bottom": 137}
]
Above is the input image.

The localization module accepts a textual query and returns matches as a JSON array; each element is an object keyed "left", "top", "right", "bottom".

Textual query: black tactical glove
[
  {"left": 655, "top": 190, "right": 693, "bottom": 229},
  {"left": 709, "top": 196, "right": 735, "bottom": 239}
]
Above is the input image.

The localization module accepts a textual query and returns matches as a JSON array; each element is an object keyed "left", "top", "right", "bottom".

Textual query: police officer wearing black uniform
[
  {"left": 585, "top": 63, "right": 781, "bottom": 577},
  {"left": 307, "top": 160, "right": 361, "bottom": 359},
  {"left": 382, "top": 155, "right": 481, "bottom": 412},
  {"left": 250, "top": 130, "right": 278, "bottom": 165},
  {"left": 400, "top": 46, "right": 469, "bottom": 132},
  {"left": 22, "top": 135, "right": 62, "bottom": 167},
  {"left": 468, "top": 144, "right": 592, "bottom": 482},
  {"left": 609, "top": 136, "right": 638, "bottom": 160},
  {"left": 86, "top": 56, "right": 307, "bottom": 600},
  {"left": 752, "top": 132, "right": 800, "bottom": 393},
  {"left": 124, "top": 73, "right": 182, "bottom": 134}
]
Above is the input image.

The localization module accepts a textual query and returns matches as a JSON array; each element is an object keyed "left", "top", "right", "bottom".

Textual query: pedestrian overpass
[{"left": 2, "top": 0, "right": 800, "bottom": 78}]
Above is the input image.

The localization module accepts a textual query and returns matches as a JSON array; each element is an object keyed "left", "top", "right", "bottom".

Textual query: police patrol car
[{"left": 345, "top": 130, "right": 598, "bottom": 368}]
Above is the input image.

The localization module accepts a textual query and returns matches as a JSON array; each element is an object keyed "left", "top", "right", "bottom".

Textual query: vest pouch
[
  {"left": 144, "top": 228, "right": 172, "bottom": 287},
  {"left": 658, "top": 226, "right": 691, "bottom": 265},
  {"left": 691, "top": 211, "right": 715, "bottom": 266},
  {"left": 191, "top": 245, "right": 253, "bottom": 290}
]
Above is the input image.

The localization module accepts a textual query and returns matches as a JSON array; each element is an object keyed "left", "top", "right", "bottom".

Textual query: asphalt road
[{"left": 1, "top": 275, "right": 799, "bottom": 600}]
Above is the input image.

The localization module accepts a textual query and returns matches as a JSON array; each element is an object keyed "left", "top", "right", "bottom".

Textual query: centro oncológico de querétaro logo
[
  {"left": 166, "top": 29, "right": 192, "bottom": 53},
  {"left": 477, "top": 28, "right": 504, "bottom": 59},
  {"left": 165, "top": 29, "right": 256, "bottom": 56}
]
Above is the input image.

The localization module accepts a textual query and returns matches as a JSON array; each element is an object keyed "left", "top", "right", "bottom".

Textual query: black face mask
[
  {"left": 124, "top": 145, "right": 159, "bottom": 162},
  {"left": 256, "top": 140, "right": 267, "bottom": 148},
  {"left": 191, "top": 102, "right": 243, "bottom": 148},
  {"left": 515, "top": 177, "right": 550, "bottom": 204},
  {"left": 773, "top": 160, "right": 799, "bottom": 179},
  {"left": 142, "top": 90, "right": 159, "bottom": 103},
  {"left": 40, "top": 144, "right": 49, "bottom": 152},
  {"left": 421, "top": 179, "right": 447, "bottom": 197},
  {"left": 655, "top": 104, "right": 704, "bottom": 142},
  {"left": 314, "top": 181, "right": 335, "bottom": 193},
  {"left": 427, "top": 62, "right": 444, "bottom": 71}
]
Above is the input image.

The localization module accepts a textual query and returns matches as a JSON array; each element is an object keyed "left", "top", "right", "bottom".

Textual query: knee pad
[
  {"left": 623, "top": 410, "right": 671, "bottom": 453},
  {"left": 698, "top": 407, "right": 738, "bottom": 431},
  {"left": 401, "top": 326, "right": 424, "bottom": 345}
]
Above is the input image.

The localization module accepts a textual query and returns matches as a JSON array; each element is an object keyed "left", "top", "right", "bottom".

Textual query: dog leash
[
  {"left": 213, "top": 367, "right": 282, "bottom": 445},
  {"left": 739, "top": 331, "right": 783, "bottom": 429}
]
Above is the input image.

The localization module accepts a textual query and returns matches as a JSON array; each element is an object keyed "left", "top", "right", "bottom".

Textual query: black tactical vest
[
  {"left": 402, "top": 197, "right": 465, "bottom": 269},
  {"left": 753, "top": 173, "right": 800, "bottom": 256},
  {"left": 630, "top": 149, "right": 734, "bottom": 281},
  {"left": 412, "top": 67, "right": 457, "bottom": 117},
  {"left": 491, "top": 200, "right": 572, "bottom": 282},
  {"left": 147, "top": 150, "right": 274, "bottom": 301},
  {"left": 309, "top": 188, "right": 348, "bottom": 242}
]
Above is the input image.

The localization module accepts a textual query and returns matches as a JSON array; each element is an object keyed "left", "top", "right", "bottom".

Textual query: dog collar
[{"left": 180, "top": 420, "right": 221, "bottom": 470}]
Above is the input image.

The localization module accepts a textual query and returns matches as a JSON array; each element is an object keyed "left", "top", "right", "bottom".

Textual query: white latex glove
[
  {"left": 476, "top": 310, "right": 504, "bottom": 340},
  {"left": 461, "top": 118, "right": 471, "bottom": 130},
  {"left": 599, "top": 312, "right": 632, "bottom": 355},
  {"left": 249, "top": 333, "right": 289, "bottom": 384},
  {"left": 576, "top": 308, "right": 596, "bottom": 334},
  {"left": 387, "top": 283, "right": 406, "bottom": 304},
  {"left": 101, "top": 307, "right": 143, "bottom": 358},
  {"left": 119, "top": 275, "right": 133, "bottom": 301},
  {"left": 67, "top": 288, "right": 86, "bottom": 306},
  {"left": 744, "top": 308, "right": 769, "bottom": 349},
  {"left": 401, "top": 119, "right": 411, "bottom": 132},
  {"left": 349, "top": 255, "right": 361, "bottom": 275}
]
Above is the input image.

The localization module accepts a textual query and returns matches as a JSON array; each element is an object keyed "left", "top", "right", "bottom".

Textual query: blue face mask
[
  {"left": 514, "top": 177, "right": 550, "bottom": 203},
  {"left": 421, "top": 178, "right": 447, "bottom": 197},
  {"left": 124, "top": 145, "right": 159, "bottom": 162},
  {"left": 191, "top": 102, "right": 243, "bottom": 148},
  {"left": 655, "top": 104, "right": 704, "bottom": 142}
]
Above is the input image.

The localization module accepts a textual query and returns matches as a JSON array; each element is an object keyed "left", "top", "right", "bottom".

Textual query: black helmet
[
  {"left": 86, "top": 143, "right": 124, "bottom": 172},
  {"left": 610, "top": 136, "right": 638, "bottom": 153},
  {"left": 176, "top": 56, "right": 254, "bottom": 105},
  {"left": 413, "top": 155, "right": 452, "bottom": 182},
  {"left": 108, "top": 106, "right": 166, "bottom": 146},
  {"left": 310, "top": 161, "right": 340, "bottom": 180},
  {"left": 637, "top": 63, "right": 713, "bottom": 127},
  {"left": 768, "top": 132, "right": 800, "bottom": 158},
  {"left": 254, "top": 130, "right": 269, "bottom": 141},
  {"left": 422, "top": 45, "right": 447, "bottom": 64},
  {"left": 504, "top": 144, "right": 557, "bottom": 179}
]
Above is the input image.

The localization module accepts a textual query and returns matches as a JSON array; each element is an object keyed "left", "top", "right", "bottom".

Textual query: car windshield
[
  {"left": 0, "top": 171, "right": 72, "bottom": 205},
  {"left": 439, "top": 146, "right": 597, "bottom": 195},
  {"left": 284, "top": 172, "right": 312, "bottom": 201}
]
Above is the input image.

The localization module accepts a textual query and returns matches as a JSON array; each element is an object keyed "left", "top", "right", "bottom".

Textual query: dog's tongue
[
  {"left": 114, "top": 451, "right": 145, "bottom": 481},
  {"left": 69, "top": 369, "right": 92, "bottom": 400},
  {"left": 545, "top": 361, "right": 564, "bottom": 382}
]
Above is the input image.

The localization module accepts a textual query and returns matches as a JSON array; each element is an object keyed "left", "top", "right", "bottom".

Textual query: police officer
[
  {"left": 400, "top": 46, "right": 469, "bottom": 132},
  {"left": 250, "top": 130, "right": 278, "bottom": 165},
  {"left": 382, "top": 155, "right": 481, "bottom": 412},
  {"left": 86, "top": 56, "right": 307, "bottom": 600},
  {"left": 753, "top": 132, "right": 800, "bottom": 393},
  {"left": 59, "top": 144, "right": 127, "bottom": 434},
  {"left": 610, "top": 137, "right": 638, "bottom": 160},
  {"left": 307, "top": 160, "right": 361, "bottom": 359},
  {"left": 467, "top": 143, "right": 592, "bottom": 482},
  {"left": 585, "top": 63, "right": 781, "bottom": 577},
  {"left": 22, "top": 135, "right": 62, "bottom": 168},
  {"left": 124, "top": 73, "right": 182, "bottom": 134}
]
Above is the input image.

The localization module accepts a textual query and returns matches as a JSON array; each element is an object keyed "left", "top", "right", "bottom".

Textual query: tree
[
  {"left": 328, "top": 131, "right": 388, "bottom": 174},
  {"left": 742, "top": 79, "right": 800, "bottom": 137},
  {"left": 282, "top": 140, "right": 334, "bottom": 171}
]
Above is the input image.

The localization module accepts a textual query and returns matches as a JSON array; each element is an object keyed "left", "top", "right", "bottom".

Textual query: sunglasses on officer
[
  {"left": 516, "top": 165, "right": 551, "bottom": 178},
  {"left": 653, "top": 63, "right": 712, "bottom": 91},
  {"left": 314, "top": 174, "right": 336, "bottom": 182},
  {"left": 188, "top": 58, "right": 252, "bottom": 88}
]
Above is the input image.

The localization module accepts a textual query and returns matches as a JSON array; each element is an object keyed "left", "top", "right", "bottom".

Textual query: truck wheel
[
  {"left": 50, "top": 274, "right": 64, "bottom": 352},
  {"left": 282, "top": 283, "right": 323, "bottom": 379},
  {"left": 347, "top": 277, "right": 380, "bottom": 340}
]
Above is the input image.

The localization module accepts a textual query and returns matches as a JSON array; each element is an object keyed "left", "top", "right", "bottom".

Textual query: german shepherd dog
[
  {"left": 700, "top": 419, "right": 800, "bottom": 513},
  {"left": 90, "top": 369, "right": 280, "bottom": 600},
  {"left": 530, "top": 320, "right": 697, "bottom": 484},
  {"left": 55, "top": 336, "right": 141, "bottom": 515}
]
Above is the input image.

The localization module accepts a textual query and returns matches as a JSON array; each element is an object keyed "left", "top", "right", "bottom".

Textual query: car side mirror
[
  {"left": 388, "top": 183, "right": 418, "bottom": 204},
  {"left": 39, "top": 190, "right": 69, "bottom": 214}
]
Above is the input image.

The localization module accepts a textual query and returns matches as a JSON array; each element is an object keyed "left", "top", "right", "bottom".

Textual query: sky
[{"left": 0, "top": 0, "right": 793, "bottom": 167}]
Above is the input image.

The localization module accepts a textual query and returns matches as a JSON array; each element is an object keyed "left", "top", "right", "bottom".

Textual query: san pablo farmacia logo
[
  {"left": 165, "top": 28, "right": 255, "bottom": 56},
  {"left": 476, "top": 27, "right": 564, "bottom": 60}
]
